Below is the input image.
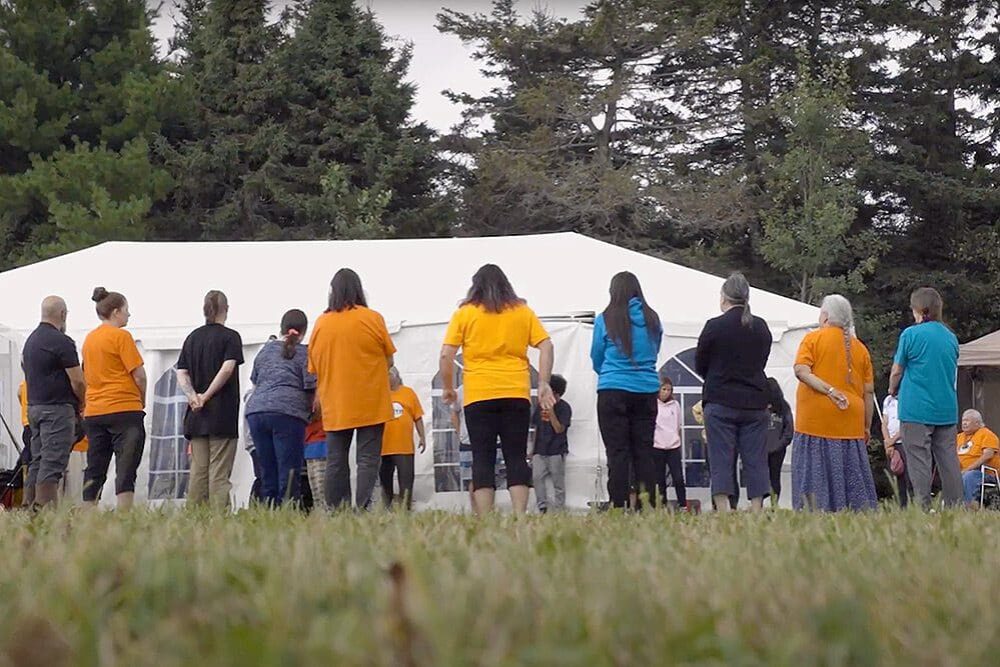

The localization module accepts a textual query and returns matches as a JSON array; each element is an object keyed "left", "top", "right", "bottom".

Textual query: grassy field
[{"left": 1, "top": 507, "right": 997, "bottom": 667}]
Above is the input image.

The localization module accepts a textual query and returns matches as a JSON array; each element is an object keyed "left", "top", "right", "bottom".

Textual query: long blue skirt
[{"left": 790, "top": 433, "right": 878, "bottom": 511}]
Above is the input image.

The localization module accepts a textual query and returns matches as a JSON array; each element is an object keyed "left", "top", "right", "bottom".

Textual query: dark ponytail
[
  {"left": 92, "top": 287, "right": 126, "bottom": 320},
  {"left": 280, "top": 309, "right": 308, "bottom": 359}
]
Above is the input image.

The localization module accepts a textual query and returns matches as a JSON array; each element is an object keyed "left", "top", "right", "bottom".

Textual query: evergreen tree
[{"left": 0, "top": 0, "right": 179, "bottom": 266}]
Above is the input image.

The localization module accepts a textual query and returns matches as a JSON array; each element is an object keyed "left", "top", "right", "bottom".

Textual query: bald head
[{"left": 40, "top": 296, "right": 67, "bottom": 330}]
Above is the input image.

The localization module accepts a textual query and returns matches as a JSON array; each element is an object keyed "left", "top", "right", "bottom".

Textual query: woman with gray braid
[{"left": 790, "top": 295, "right": 878, "bottom": 511}]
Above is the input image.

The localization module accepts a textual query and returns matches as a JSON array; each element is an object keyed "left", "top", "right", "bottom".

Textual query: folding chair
[{"left": 979, "top": 465, "right": 1000, "bottom": 510}]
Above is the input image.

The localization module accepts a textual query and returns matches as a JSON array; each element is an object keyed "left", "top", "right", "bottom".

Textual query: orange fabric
[
  {"left": 304, "top": 418, "right": 325, "bottom": 444},
  {"left": 443, "top": 303, "right": 549, "bottom": 406},
  {"left": 794, "top": 327, "right": 874, "bottom": 439},
  {"left": 308, "top": 307, "right": 396, "bottom": 432},
  {"left": 18, "top": 381, "right": 28, "bottom": 426},
  {"left": 957, "top": 428, "right": 1000, "bottom": 471},
  {"left": 381, "top": 386, "right": 424, "bottom": 456},
  {"left": 73, "top": 436, "right": 89, "bottom": 453},
  {"left": 82, "top": 324, "right": 145, "bottom": 417}
]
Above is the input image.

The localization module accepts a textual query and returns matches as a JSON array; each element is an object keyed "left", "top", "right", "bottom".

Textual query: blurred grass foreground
[{"left": 1, "top": 508, "right": 997, "bottom": 666}]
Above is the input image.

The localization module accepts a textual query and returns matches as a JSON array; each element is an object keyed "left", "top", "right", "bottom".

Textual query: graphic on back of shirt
[
  {"left": 392, "top": 401, "right": 405, "bottom": 420},
  {"left": 958, "top": 439, "right": 974, "bottom": 456}
]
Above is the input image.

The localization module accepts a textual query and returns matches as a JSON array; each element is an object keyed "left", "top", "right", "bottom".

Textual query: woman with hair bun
[
  {"left": 176, "top": 290, "right": 244, "bottom": 509},
  {"left": 246, "top": 309, "right": 316, "bottom": 507},
  {"left": 81, "top": 287, "right": 147, "bottom": 509}
]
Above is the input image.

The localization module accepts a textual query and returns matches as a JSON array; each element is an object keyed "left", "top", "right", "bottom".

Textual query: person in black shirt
[
  {"left": 529, "top": 374, "right": 572, "bottom": 512},
  {"left": 695, "top": 273, "right": 772, "bottom": 512},
  {"left": 22, "top": 296, "right": 87, "bottom": 508},
  {"left": 176, "top": 291, "right": 244, "bottom": 509}
]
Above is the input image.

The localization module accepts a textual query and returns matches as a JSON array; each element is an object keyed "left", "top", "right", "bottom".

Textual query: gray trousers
[
  {"left": 533, "top": 454, "right": 566, "bottom": 511},
  {"left": 325, "top": 424, "right": 384, "bottom": 510},
  {"left": 900, "top": 422, "right": 963, "bottom": 508},
  {"left": 27, "top": 404, "right": 76, "bottom": 487}
]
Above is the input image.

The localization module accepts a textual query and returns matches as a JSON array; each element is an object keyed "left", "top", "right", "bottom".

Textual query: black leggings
[
  {"left": 597, "top": 390, "right": 657, "bottom": 509},
  {"left": 379, "top": 454, "right": 415, "bottom": 509},
  {"left": 464, "top": 398, "right": 531, "bottom": 490},
  {"left": 652, "top": 447, "right": 686, "bottom": 507},
  {"left": 768, "top": 447, "right": 786, "bottom": 501}
]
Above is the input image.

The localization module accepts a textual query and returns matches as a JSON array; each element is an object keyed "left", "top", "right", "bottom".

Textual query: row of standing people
[{"left": 18, "top": 263, "right": 966, "bottom": 513}]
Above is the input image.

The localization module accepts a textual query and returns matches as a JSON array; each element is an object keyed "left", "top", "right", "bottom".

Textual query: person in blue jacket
[{"left": 591, "top": 272, "right": 662, "bottom": 509}]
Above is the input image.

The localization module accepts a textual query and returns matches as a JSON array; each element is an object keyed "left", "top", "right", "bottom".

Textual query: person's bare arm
[
  {"left": 199, "top": 360, "right": 237, "bottom": 405},
  {"left": 888, "top": 363, "right": 904, "bottom": 397},
  {"left": 963, "top": 448, "right": 997, "bottom": 473},
  {"left": 415, "top": 419, "right": 426, "bottom": 454},
  {"left": 794, "top": 364, "right": 848, "bottom": 410},
  {"left": 549, "top": 406, "right": 566, "bottom": 434},
  {"left": 450, "top": 410, "right": 461, "bottom": 434},
  {"left": 131, "top": 366, "right": 147, "bottom": 409},
  {"left": 439, "top": 345, "right": 458, "bottom": 405},
  {"left": 65, "top": 366, "right": 86, "bottom": 407},
  {"left": 176, "top": 368, "right": 202, "bottom": 411},
  {"left": 536, "top": 338, "right": 555, "bottom": 410}
]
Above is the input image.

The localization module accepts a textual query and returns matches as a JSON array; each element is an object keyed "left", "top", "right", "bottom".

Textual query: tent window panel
[
  {"left": 148, "top": 472, "right": 179, "bottom": 500},
  {"left": 148, "top": 365, "right": 190, "bottom": 500},
  {"left": 685, "top": 462, "right": 710, "bottom": 488},
  {"left": 434, "top": 465, "right": 460, "bottom": 492}
]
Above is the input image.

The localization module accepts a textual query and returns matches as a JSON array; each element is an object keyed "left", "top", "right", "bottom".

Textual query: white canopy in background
[
  {"left": 0, "top": 233, "right": 819, "bottom": 509},
  {"left": 958, "top": 329, "right": 1000, "bottom": 434},
  {"left": 959, "top": 330, "right": 1000, "bottom": 367}
]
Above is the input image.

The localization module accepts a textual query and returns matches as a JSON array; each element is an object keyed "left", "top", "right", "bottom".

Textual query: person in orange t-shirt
[
  {"left": 378, "top": 367, "right": 425, "bottom": 510},
  {"left": 308, "top": 268, "right": 396, "bottom": 510},
  {"left": 440, "top": 264, "right": 555, "bottom": 516},
  {"left": 791, "top": 295, "right": 877, "bottom": 512},
  {"left": 956, "top": 409, "right": 1000, "bottom": 506},
  {"left": 81, "top": 287, "right": 147, "bottom": 510}
]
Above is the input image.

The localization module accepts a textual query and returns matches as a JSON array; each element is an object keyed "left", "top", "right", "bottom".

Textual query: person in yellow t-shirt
[
  {"left": 379, "top": 367, "right": 425, "bottom": 510},
  {"left": 81, "top": 287, "right": 147, "bottom": 510},
  {"left": 957, "top": 409, "right": 1000, "bottom": 506},
  {"left": 308, "top": 268, "right": 396, "bottom": 511},
  {"left": 791, "top": 295, "right": 878, "bottom": 512},
  {"left": 440, "top": 264, "right": 555, "bottom": 516}
]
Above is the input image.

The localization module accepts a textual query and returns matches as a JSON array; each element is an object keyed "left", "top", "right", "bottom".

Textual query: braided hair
[{"left": 820, "top": 295, "right": 856, "bottom": 384}]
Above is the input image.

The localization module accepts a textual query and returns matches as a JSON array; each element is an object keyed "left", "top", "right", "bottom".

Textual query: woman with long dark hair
[
  {"left": 695, "top": 273, "right": 772, "bottom": 512},
  {"left": 440, "top": 264, "right": 555, "bottom": 515},
  {"left": 591, "top": 272, "right": 662, "bottom": 509},
  {"left": 246, "top": 309, "right": 315, "bottom": 506},
  {"left": 308, "top": 269, "right": 396, "bottom": 510},
  {"left": 764, "top": 377, "right": 793, "bottom": 502}
]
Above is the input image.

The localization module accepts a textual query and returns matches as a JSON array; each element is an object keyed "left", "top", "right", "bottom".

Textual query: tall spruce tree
[{"left": 0, "top": 0, "right": 178, "bottom": 266}]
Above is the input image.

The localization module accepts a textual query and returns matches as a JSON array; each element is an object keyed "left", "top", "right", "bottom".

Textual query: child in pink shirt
[{"left": 653, "top": 376, "right": 686, "bottom": 508}]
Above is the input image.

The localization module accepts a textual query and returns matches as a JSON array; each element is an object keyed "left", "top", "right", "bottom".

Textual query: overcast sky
[{"left": 149, "top": 1, "right": 588, "bottom": 132}]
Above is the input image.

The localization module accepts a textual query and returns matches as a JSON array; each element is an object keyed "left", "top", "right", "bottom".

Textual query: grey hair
[
  {"left": 388, "top": 366, "right": 402, "bottom": 386},
  {"left": 821, "top": 294, "right": 856, "bottom": 384},
  {"left": 721, "top": 273, "right": 752, "bottom": 327},
  {"left": 963, "top": 409, "right": 984, "bottom": 424}
]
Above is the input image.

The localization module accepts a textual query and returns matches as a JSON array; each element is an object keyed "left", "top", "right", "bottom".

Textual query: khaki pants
[{"left": 188, "top": 437, "right": 237, "bottom": 509}]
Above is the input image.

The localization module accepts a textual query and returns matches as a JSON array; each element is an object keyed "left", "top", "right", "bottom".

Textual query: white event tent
[{"left": 0, "top": 233, "right": 819, "bottom": 510}]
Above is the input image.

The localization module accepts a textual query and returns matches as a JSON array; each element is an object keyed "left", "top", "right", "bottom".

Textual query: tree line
[{"left": 2, "top": 0, "right": 999, "bottom": 373}]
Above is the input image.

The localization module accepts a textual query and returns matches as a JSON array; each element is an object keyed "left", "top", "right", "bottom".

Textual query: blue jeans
[
  {"left": 704, "top": 403, "right": 769, "bottom": 500},
  {"left": 962, "top": 469, "right": 984, "bottom": 503},
  {"left": 247, "top": 413, "right": 306, "bottom": 506}
]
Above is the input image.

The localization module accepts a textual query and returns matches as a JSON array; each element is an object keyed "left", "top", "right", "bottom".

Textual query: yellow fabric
[
  {"left": 381, "top": 386, "right": 424, "bottom": 456},
  {"left": 794, "top": 327, "right": 874, "bottom": 440},
  {"left": 443, "top": 303, "right": 549, "bottom": 407},
  {"left": 308, "top": 307, "right": 397, "bottom": 432},
  {"left": 18, "top": 381, "right": 28, "bottom": 426},
  {"left": 957, "top": 427, "right": 1000, "bottom": 471},
  {"left": 82, "top": 324, "right": 144, "bottom": 417}
]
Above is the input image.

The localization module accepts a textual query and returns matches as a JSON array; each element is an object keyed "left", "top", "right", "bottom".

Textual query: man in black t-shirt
[
  {"left": 22, "top": 296, "right": 87, "bottom": 508},
  {"left": 176, "top": 291, "right": 244, "bottom": 509},
  {"left": 529, "top": 374, "right": 572, "bottom": 513}
]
